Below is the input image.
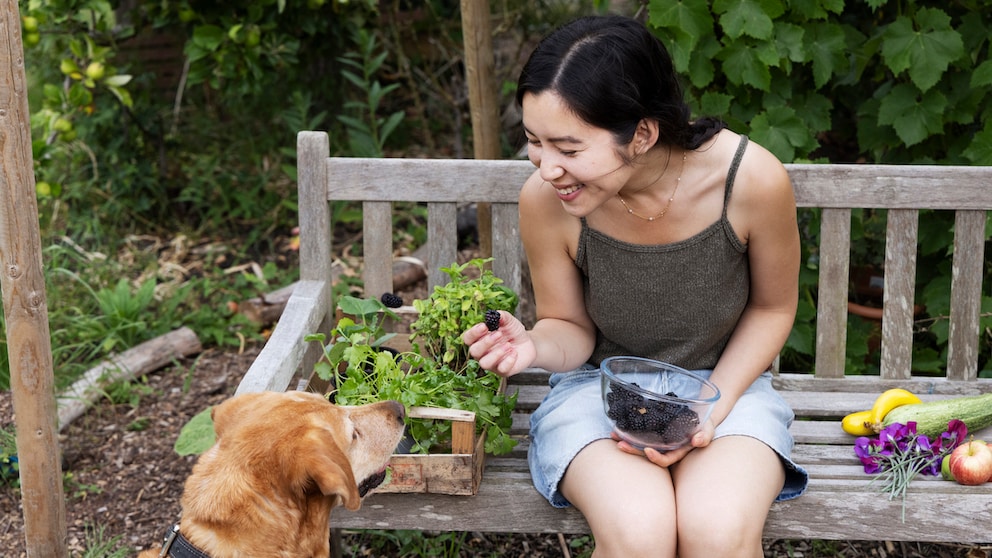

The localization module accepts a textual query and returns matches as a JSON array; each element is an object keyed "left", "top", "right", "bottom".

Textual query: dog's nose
[{"left": 385, "top": 400, "right": 405, "bottom": 424}]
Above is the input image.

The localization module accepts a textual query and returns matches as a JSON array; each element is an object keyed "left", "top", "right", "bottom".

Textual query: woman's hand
[
  {"left": 612, "top": 417, "right": 716, "bottom": 467},
  {"left": 462, "top": 311, "right": 536, "bottom": 378}
]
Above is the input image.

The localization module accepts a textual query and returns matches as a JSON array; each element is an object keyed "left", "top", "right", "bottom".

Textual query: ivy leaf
[
  {"left": 881, "top": 9, "right": 964, "bottom": 92},
  {"left": 648, "top": 0, "right": 711, "bottom": 76},
  {"left": 721, "top": 41, "right": 772, "bottom": 91},
  {"left": 699, "top": 91, "right": 733, "bottom": 117},
  {"left": 775, "top": 23, "right": 805, "bottom": 63},
  {"left": 962, "top": 124, "right": 992, "bottom": 165},
  {"left": 972, "top": 60, "right": 992, "bottom": 89},
  {"left": 806, "top": 22, "right": 847, "bottom": 89},
  {"left": 788, "top": 0, "right": 843, "bottom": 20},
  {"left": 713, "top": 0, "right": 782, "bottom": 40},
  {"left": 685, "top": 34, "right": 721, "bottom": 88},
  {"left": 877, "top": 84, "right": 947, "bottom": 147},
  {"left": 648, "top": 0, "right": 713, "bottom": 51},
  {"left": 748, "top": 105, "right": 809, "bottom": 162}
]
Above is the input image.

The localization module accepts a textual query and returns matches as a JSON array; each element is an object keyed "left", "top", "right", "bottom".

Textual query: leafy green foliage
[
  {"left": 0, "top": 426, "right": 18, "bottom": 487},
  {"left": 79, "top": 523, "right": 132, "bottom": 558},
  {"left": 647, "top": 0, "right": 992, "bottom": 165},
  {"left": 337, "top": 29, "right": 406, "bottom": 157},
  {"left": 410, "top": 259, "right": 519, "bottom": 371},
  {"left": 174, "top": 407, "right": 216, "bottom": 457},
  {"left": 308, "top": 276, "right": 519, "bottom": 456}
]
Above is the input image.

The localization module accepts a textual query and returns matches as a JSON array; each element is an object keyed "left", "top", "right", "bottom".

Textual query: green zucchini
[{"left": 881, "top": 392, "right": 992, "bottom": 438}]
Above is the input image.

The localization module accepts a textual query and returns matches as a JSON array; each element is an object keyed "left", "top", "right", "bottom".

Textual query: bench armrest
[{"left": 235, "top": 279, "right": 331, "bottom": 394}]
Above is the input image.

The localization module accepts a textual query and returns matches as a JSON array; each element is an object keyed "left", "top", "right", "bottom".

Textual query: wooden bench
[{"left": 236, "top": 131, "right": 992, "bottom": 545}]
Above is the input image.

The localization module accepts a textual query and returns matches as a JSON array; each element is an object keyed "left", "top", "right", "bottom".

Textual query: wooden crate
[
  {"left": 377, "top": 406, "right": 487, "bottom": 495},
  {"left": 316, "top": 307, "right": 489, "bottom": 495}
]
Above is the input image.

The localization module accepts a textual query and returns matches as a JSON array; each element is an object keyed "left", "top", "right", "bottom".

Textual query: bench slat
[
  {"left": 332, "top": 468, "right": 992, "bottom": 542},
  {"left": 814, "top": 207, "right": 851, "bottom": 378},
  {"left": 326, "top": 158, "right": 531, "bottom": 203},
  {"left": 363, "top": 201, "right": 393, "bottom": 300},
  {"left": 427, "top": 202, "right": 458, "bottom": 291},
  {"left": 947, "top": 209, "right": 986, "bottom": 380},
  {"left": 789, "top": 164, "right": 992, "bottom": 209},
  {"left": 879, "top": 209, "right": 918, "bottom": 379},
  {"left": 491, "top": 202, "right": 522, "bottom": 298}
]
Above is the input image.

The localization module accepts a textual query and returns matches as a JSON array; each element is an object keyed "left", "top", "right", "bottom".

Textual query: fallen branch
[
  {"left": 56, "top": 326, "right": 202, "bottom": 431},
  {"left": 236, "top": 252, "right": 428, "bottom": 326}
]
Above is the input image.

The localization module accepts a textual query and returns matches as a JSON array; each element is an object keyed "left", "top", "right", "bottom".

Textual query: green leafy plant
[
  {"left": 410, "top": 258, "right": 519, "bottom": 371},
  {"left": 648, "top": 1, "right": 992, "bottom": 165},
  {"left": 337, "top": 27, "right": 406, "bottom": 157},
  {"left": 0, "top": 426, "right": 18, "bottom": 487},
  {"left": 80, "top": 522, "right": 132, "bottom": 558},
  {"left": 307, "top": 267, "right": 519, "bottom": 455}
]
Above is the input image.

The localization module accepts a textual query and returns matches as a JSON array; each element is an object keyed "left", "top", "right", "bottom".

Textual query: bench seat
[{"left": 330, "top": 370, "right": 992, "bottom": 543}]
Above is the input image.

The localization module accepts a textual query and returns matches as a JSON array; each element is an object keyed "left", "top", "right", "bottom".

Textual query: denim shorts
[{"left": 527, "top": 365, "right": 809, "bottom": 508}]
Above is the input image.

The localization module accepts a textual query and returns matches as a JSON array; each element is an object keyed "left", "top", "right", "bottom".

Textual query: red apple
[{"left": 948, "top": 439, "right": 992, "bottom": 486}]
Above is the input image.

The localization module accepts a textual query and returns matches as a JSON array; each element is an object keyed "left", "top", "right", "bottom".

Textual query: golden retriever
[{"left": 138, "top": 390, "right": 405, "bottom": 558}]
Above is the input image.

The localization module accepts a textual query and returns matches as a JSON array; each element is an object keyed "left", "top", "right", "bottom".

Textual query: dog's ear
[
  {"left": 210, "top": 392, "right": 261, "bottom": 438},
  {"left": 306, "top": 446, "right": 361, "bottom": 510}
]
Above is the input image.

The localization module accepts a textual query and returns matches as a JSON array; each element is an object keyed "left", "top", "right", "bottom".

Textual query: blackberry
[
  {"left": 380, "top": 292, "right": 403, "bottom": 308},
  {"left": 606, "top": 382, "right": 700, "bottom": 445},
  {"left": 484, "top": 309, "right": 501, "bottom": 331},
  {"left": 660, "top": 406, "right": 700, "bottom": 444}
]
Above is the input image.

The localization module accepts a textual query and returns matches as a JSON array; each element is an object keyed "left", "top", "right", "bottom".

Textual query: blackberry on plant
[
  {"left": 484, "top": 309, "right": 501, "bottom": 331},
  {"left": 380, "top": 292, "right": 403, "bottom": 308}
]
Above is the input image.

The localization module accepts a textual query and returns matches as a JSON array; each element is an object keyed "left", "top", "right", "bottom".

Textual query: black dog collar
[{"left": 157, "top": 524, "right": 211, "bottom": 558}]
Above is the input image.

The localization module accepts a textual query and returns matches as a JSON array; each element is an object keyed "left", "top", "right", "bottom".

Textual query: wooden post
[
  {"left": 460, "top": 0, "right": 501, "bottom": 258},
  {"left": 0, "top": 2, "right": 68, "bottom": 555}
]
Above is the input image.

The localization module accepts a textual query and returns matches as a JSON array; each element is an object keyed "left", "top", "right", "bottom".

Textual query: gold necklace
[{"left": 617, "top": 150, "right": 687, "bottom": 222}]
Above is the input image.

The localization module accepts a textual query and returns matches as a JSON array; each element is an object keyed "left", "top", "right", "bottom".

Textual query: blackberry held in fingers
[
  {"left": 484, "top": 309, "right": 501, "bottom": 331},
  {"left": 380, "top": 292, "right": 403, "bottom": 308}
]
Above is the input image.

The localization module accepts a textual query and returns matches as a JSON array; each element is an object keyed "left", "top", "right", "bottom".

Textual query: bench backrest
[{"left": 298, "top": 131, "right": 992, "bottom": 383}]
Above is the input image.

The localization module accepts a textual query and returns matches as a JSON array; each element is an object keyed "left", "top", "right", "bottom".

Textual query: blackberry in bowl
[{"left": 601, "top": 356, "right": 720, "bottom": 452}]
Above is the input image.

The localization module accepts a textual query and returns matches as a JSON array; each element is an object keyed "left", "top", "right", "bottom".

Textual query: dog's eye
[{"left": 352, "top": 429, "right": 360, "bottom": 441}]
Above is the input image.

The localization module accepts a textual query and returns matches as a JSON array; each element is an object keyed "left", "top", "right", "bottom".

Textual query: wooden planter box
[
  {"left": 314, "top": 306, "right": 489, "bottom": 496},
  {"left": 377, "top": 406, "right": 487, "bottom": 495}
]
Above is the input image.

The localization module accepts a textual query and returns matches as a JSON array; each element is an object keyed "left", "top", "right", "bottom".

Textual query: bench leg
[{"left": 330, "top": 528, "right": 343, "bottom": 558}]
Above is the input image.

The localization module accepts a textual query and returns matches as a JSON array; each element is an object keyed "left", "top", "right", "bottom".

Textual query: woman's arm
[
  {"left": 464, "top": 171, "right": 597, "bottom": 376},
  {"left": 707, "top": 141, "right": 800, "bottom": 428}
]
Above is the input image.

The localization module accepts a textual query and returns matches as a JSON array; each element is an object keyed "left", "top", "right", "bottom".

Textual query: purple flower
[
  {"left": 852, "top": 419, "right": 972, "bottom": 521},
  {"left": 854, "top": 436, "right": 883, "bottom": 473},
  {"left": 939, "top": 419, "right": 968, "bottom": 451}
]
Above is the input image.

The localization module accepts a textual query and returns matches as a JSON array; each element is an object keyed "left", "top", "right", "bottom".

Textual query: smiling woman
[{"left": 461, "top": 14, "right": 805, "bottom": 558}]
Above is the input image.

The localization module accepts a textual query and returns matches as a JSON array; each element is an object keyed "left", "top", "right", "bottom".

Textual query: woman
[{"left": 462, "top": 14, "right": 808, "bottom": 558}]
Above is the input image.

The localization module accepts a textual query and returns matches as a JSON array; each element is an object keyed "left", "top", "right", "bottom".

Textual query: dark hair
[{"left": 517, "top": 15, "right": 724, "bottom": 151}]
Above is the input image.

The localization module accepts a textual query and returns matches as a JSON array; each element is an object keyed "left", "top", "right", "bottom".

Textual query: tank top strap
[{"left": 722, "top": 135, "right": 749, "bottom": 219}]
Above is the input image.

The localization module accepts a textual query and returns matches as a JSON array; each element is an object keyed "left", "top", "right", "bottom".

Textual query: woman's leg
[
  {"left": 560, "top": 439, "right": 678, "bottom": 558},
  {"left": 672, "top": 436, "right": 785, "bottom": 558}
]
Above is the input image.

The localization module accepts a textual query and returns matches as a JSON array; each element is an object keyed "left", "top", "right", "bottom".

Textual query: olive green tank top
[{"left": 577, "top": 135, "right": 750, "bottom": 370}]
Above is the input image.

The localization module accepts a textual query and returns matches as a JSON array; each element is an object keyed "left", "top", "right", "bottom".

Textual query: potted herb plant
[{"left": 307, "top": 258, "right": 519, "bottom": 457}]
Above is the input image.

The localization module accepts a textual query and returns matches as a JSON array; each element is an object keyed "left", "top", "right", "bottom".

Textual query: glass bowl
[{"left": 601, "top": 356, "right": 720, "bottom": 452}]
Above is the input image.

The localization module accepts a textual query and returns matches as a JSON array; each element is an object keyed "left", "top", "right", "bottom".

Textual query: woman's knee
[
  {"left": 676, "top": 504, "right": 763, "bottom": 558},
  {"left": 589, "top": 506, "right": 677, "bottom": 558}
]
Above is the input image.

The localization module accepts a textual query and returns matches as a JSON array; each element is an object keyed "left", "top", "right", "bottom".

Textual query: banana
[
  {"left": 841, "top": 409, "right": 874, "bottom": 436},
  {"left": 868, "top": 388, "right": 922, "bottom": 432}
]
